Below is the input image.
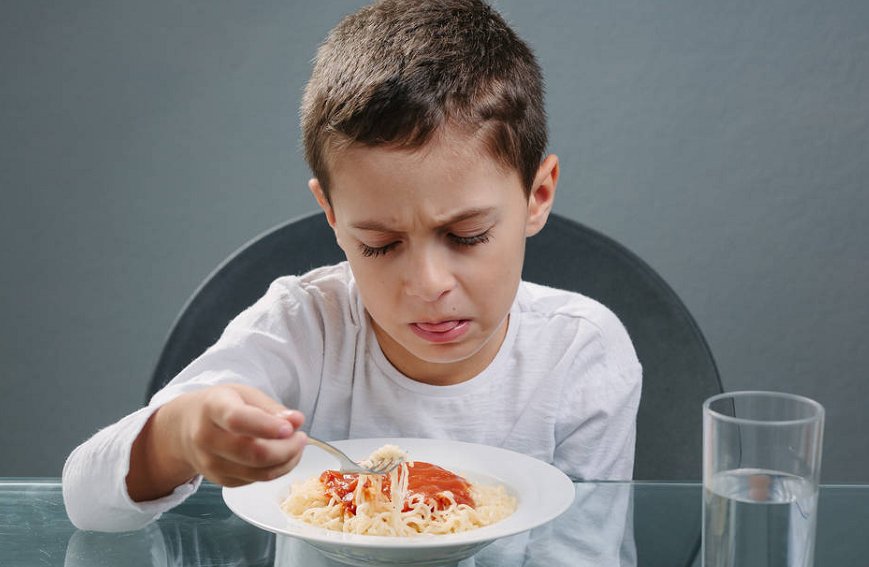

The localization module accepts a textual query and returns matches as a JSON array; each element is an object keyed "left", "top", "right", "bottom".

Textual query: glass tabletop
[{"left": 0, "top": 479, "right": 865, "bottom": 566}]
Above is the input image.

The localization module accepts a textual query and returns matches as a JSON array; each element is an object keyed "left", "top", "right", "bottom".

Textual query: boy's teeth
[{"left": 416, "top": 321, "right": 459, "bottom": 332}]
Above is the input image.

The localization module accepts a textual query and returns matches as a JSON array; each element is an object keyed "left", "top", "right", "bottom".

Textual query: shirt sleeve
[
  {"left": 553, "top": 309, "right": 643, "bottom": 481},
  {"left": 62, "top": 404, "right": 203, "bottom": 532}
]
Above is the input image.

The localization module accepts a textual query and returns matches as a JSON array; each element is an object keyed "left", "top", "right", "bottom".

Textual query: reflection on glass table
[{"left": 1, "top": 480, "right": 866, "bottom": 567}]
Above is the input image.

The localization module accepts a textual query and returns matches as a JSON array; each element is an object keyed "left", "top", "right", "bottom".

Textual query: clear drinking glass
[{"left": 702, "top": 391, "right": 825, "bottom": 567}]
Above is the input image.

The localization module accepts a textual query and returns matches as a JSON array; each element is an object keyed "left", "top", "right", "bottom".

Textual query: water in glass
[{"left": 703, "top": 468, "right": 817, "bottom": 567}]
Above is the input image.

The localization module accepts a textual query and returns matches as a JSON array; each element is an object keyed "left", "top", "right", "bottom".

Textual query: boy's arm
[
  {"left": 63, "top": 274, "right": 332, "bottom": 531},
  {"left": 125, "top": 384, "right": 306, "bottom": 502},
  {"left": 125, "top": 401, "right": 197, "bottom": 502},
  {"left": 63, "top": 384, "right": 307, "bottom": 532},
  {"left": 62, "top": 403, "right": 187, "bottom": 533}
]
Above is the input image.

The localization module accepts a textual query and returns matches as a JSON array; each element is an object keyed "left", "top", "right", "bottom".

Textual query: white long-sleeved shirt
[{"left": 63, "top": 262, "right": 642, "bottom": 532}]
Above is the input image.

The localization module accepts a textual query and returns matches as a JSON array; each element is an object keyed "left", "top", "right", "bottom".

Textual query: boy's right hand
[{"left": 127, "top": 384, "right": 307, "bottom": 502}]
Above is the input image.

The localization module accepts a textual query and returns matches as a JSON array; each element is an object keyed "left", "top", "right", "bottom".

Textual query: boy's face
[{"left": 311, "top": 132, "right": 558, "bottom": 386}]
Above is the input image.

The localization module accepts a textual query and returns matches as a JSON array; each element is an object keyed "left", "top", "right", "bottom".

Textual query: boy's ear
[
  {"left": 525, "top": 154, "right": 559, "bottom": 237},
  {"left": 308, "top": 178, "right": 337, "bottom": 228}
]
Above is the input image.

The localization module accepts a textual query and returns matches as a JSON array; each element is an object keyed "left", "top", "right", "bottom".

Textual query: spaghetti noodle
[{"left": 281, "top": 444, "right": 516, "bottom": 536}]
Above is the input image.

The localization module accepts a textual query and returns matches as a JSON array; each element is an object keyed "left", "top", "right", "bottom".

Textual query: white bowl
[{"left": 223, "top": 438, "right": 575, "bottom": 566}]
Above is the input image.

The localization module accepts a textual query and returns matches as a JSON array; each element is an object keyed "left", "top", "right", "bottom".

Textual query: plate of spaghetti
[{"left": 223, "top": 438, "right": 574, "bottom": 566}]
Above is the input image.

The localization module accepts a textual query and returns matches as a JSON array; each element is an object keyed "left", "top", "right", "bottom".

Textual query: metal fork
[{"left": 306, "top": 437, "right": 403, "bottom": 475}]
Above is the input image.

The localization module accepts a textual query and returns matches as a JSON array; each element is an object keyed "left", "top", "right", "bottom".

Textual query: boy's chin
[{"left": 406, "top": 340, "right": 490, "bottom": 366}]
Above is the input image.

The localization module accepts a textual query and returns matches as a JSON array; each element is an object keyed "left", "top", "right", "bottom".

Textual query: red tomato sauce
[{"left": 320, "top": 462, "right": 474, "bottom": 516}]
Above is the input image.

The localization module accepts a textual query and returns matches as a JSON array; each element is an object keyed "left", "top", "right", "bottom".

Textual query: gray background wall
[{"left": 1, "top": 1, "right": 867, "bottom": 481}]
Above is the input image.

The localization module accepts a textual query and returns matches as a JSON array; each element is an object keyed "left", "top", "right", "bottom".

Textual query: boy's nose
[{"left": 404, "top": 247, "right": 456, "bottom": 302}]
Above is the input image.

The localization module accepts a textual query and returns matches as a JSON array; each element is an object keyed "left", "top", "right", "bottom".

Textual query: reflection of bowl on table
[
  {"left": 275, "top": 532, "right": 491, "bottom": 567},
  {"left": 224, "top": 438, "right": 574, "bottom": 567}
]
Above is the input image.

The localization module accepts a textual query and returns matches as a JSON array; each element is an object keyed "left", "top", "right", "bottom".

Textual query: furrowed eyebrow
[
  {"left": 440, "top": 207, "right": 497, "bottom": 226},
  {"left": 349, "top": 219, "right": 400, "bottom": 232},
  {"left": 349, "top": 207, "right": 497, "bottom": 232}
]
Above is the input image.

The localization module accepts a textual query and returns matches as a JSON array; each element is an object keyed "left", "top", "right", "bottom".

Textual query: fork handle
[
  {"left": 306, "top": 436, "right": 338, "bottom": 456},
  {"left": 306, "top": 436, "right": 358, "bottom": 470}
]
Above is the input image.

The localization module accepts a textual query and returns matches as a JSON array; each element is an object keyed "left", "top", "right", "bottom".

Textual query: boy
[{"left": 63, "top": 0, "right": 641, "bottom": 532}]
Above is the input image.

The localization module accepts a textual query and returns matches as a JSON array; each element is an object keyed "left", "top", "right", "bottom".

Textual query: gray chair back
[{"left": 148, "top": 211, "right": 721, "bottom": 480}]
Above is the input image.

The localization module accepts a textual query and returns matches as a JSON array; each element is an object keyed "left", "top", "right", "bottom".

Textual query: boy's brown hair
[{"left": 301, "top": 0, "right": 547, "bottom": 201}]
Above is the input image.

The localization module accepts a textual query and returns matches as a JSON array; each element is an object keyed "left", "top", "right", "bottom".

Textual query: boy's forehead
[
  {"left": 347, "top": 205, "right": 500, "bottom": 231},
  {"left": 327, "top": 127, "right": 513, "bottom": 183}
]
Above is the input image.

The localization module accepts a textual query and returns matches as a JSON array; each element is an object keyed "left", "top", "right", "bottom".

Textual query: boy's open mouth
[
  {"left": 414, "top": 321, "right": 462, "bottom": 332},
  {"left": 409, "top": 320, "right": 470, "bottom": 343}
]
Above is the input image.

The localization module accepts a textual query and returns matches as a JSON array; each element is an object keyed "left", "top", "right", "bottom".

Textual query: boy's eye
[
  {"left": 449, "top": 230, "right": 491, "bottom": 247},
  {"left": 357, "top": 230, "right": 491, "bottom": 258},
  {"left": 358, "top": 241, "right": 398, "bottom": 257}
]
